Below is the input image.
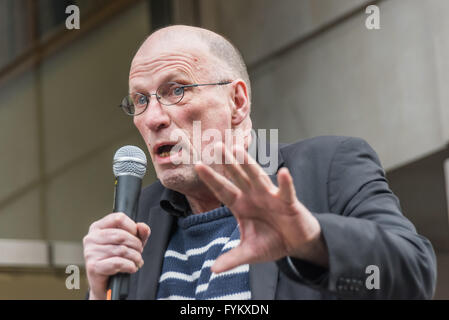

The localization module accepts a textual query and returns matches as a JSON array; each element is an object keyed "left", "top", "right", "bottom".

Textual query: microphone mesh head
[{"left": 113, "top": 145, "right": 147, "bottom": 178}]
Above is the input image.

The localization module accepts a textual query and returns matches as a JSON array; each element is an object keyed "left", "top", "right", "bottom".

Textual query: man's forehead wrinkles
[
  {"left": 129, "top": 52, "right": 202, "bottom": 77},
  {"left": 129, "top": 50, "right": 210, "bottom": 89},
  {"left": 131, "top": 51, "right": 200, "bottom": 69},
  {"left": 129, "top": 63, "right": 197, "bottom": 84},
  {"left": 130, "top": 60, "right": 193, "bottom": 79}
]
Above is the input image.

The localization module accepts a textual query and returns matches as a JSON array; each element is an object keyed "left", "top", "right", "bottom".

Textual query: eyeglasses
[{"left": 120, "top": 81, "right": 232, "bottom": 116}]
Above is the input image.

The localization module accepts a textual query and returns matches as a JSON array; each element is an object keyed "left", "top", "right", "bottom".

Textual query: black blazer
[{"left": 126, "top": 136, "right": 437, "bottom": 299}]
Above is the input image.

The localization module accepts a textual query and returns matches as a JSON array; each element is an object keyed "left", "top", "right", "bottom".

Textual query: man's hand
[
  {"left": 82, "top": 212, "right": 150, "bottom": 300},
  {"left": 194, "top": 143, "right": 328, "bottom": 274}
]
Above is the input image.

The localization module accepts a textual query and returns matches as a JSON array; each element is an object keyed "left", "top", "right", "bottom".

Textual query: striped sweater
[{"left": 156, "top": 206, "right": 251, "bottom": 300}]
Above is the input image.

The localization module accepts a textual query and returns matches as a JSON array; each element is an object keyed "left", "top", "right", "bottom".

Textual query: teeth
[{"left": 160, "top": 151, "right": 170, "bottom": 157}]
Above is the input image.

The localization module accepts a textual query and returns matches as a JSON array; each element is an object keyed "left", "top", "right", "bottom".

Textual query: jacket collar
[
  {"left": 160, "top": 187, "right": 192, "bottom": 218},
  {"left": 136, "top": 204, "right": 174, "bottom": 300}
]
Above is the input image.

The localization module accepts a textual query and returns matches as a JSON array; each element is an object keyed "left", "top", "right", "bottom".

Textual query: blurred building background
[{"left": 0, "top": 0, "right": 447, "bottom": 299}]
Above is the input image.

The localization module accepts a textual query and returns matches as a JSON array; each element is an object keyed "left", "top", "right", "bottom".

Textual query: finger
[
  {"left": 195, "top": 162, "right": 241, "bottom": 207},
  {"left": 89, "top": 228, "right": 144, "bottom": 252},
  {"left": 218, "top": 143, "right": 250, "bottom": 190},
  {"left": 89, "top": 212, "right": 138, "bottom": 236},
  {"left": 211, "top": 245, "right": 255, "bottom": 274},
  {"left": 93, "top": 257, "right": 139, "bottom": 276},
  {"left": 277, "top": 167, "right": 297, "bottom": 204},
  {"left": 136, "top": 223, "right": 151, "bottom": 247},
  {"left": 234, "top": 145, "right": 276, "bottom": 191},
  {"left": 85, "top": 244, "right": 144, "bottom": 268}
]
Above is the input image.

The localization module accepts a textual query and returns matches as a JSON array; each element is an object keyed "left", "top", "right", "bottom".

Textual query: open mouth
[{"left": 156, "top": 144, "right": 176, "bottom": 158}]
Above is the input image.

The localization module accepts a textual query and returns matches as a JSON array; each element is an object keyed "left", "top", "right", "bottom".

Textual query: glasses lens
[
  {"left": 157, "top": 82, "right": 184, "bottom": 105},
  {"left": 120, "top": 95, "right": 135, "bottom": 115},
  {"left": 130, "top": 93, "right": 149, "bottom": 115}
]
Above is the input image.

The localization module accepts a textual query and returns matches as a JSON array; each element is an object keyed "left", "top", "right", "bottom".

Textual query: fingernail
[{"left": 138, "top": 260, "right": 144, "bottom": 268}]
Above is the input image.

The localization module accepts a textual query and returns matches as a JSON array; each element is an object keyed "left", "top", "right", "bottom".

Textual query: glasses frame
[{"left": 120, "top": 81, "right": 233, "bottom": 116}]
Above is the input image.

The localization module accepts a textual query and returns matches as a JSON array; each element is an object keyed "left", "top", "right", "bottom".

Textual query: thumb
[{"left": 136, "top": 223, "right": 151, "bottom": 247}]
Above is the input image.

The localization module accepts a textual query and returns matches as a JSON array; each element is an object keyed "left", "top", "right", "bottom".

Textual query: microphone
[{"left": 107, "top": 145, "right": 147, "bottom": 300}]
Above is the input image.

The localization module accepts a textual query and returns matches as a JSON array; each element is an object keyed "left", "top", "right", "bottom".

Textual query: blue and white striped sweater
[{"left": 156, "top": 206, "right": 251, "bottom": 300}]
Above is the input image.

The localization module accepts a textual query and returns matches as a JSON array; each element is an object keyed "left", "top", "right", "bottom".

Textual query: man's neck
[
  {"left": 180, "top": 185, "right": 221, "bottom": 214},
  {"left": 185, "top": 191, "right": 222, "bottom": 214}
]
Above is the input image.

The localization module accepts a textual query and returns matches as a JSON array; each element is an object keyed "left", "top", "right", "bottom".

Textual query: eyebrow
[{"left": 129, "top": 71, "right": 193, "bottom": 94}]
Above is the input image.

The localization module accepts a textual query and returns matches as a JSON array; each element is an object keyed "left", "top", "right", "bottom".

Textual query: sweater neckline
[{"left": 178, "top": 206, "right": 233, "bottom": 229}]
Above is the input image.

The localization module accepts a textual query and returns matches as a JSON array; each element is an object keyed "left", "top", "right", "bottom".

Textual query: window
[{"left": 0, "top": 0, "right": 122, "bottom": 71}]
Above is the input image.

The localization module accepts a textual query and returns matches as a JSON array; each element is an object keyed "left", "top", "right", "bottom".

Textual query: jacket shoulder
[
  {"left": 278, "top": 136, "right": 378, "bottom": 180},
  {"left": 279, "top": 135, "right": 362, "bottom": 162},
  {"left": 280, "top": 135, "right": 358, "bottom": 153}
]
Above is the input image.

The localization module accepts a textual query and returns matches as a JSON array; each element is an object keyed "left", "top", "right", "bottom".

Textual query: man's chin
[{"left": 157, "top": 166, "right": 199, "bottom": 191}]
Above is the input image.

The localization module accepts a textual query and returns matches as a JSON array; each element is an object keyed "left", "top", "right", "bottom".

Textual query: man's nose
[{"left": 140, "top": 96, "right": 171, "bottom": 131}]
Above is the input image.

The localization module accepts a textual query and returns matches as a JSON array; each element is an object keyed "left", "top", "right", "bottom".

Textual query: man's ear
[{"left": 230, "top": 79, "right": 250, "bottom": 127}]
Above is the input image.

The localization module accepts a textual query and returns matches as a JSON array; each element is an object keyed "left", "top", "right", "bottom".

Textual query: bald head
[
  {"left": 136, "top": 25, "right": 251, "bottom": 101},
  {"left": 130, "top": 25, "right": 253, "bottom": 194}
]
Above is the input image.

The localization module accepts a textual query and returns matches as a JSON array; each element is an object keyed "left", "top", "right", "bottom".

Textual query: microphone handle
[{"left": 107, "top": 175, "right": 142, "bottom": 300}]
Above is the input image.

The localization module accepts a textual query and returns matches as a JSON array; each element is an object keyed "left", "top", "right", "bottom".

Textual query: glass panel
[
  {"left": 0, "top": 0, "right": 116, "bottom": 70},
  {"left": 37, "top": 0, "right": 112, "bottom": 40},
  {"left": 0, "top": 0, "right": 34, "bottom": 69}
]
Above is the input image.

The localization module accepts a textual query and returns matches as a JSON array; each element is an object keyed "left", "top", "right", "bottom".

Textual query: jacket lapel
[
  {"left": 249, "top": 262, "right": 279, "bottom": 299},
  {"left": 135, "top": 205, "right": 173, "bottom": 299}
]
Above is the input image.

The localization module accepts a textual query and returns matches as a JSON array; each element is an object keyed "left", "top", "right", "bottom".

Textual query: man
[{"left": 83, "top": 25, "right": 437, "bottom": 299}]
